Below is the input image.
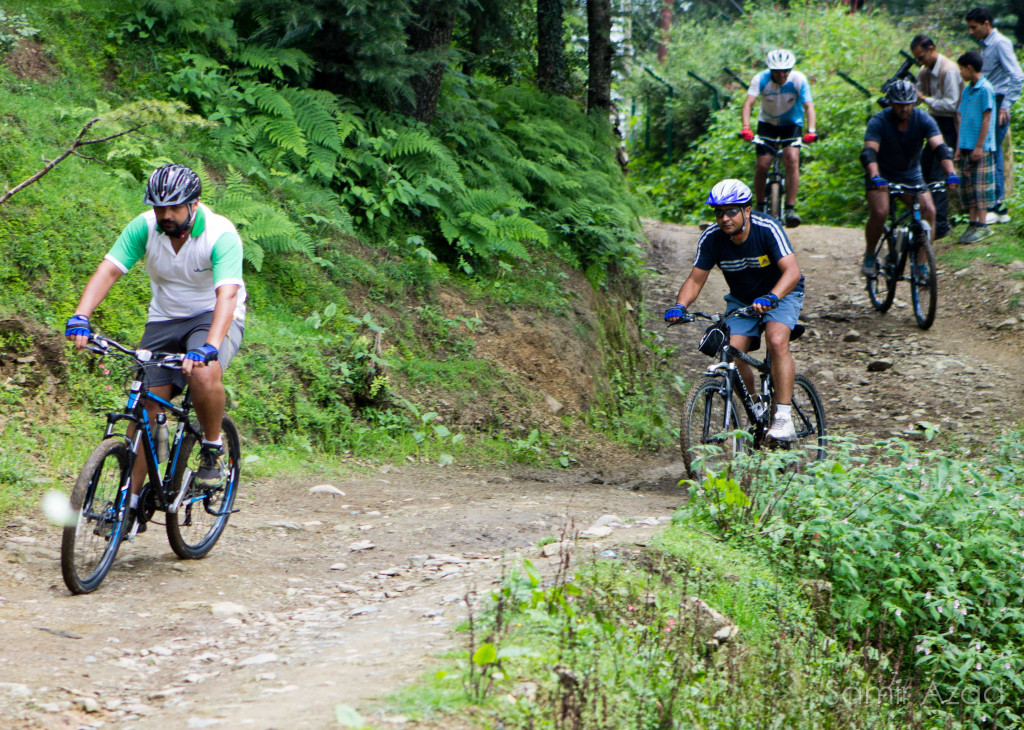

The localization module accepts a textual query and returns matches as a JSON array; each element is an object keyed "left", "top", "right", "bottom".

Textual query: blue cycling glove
[
  {"left": 664, "top": 304, "right": 687, "bottom": 321},
  {"left": 754, "top": 292, "right": 780, "bottom": 310},
  {"left": 185, "top": 344, "right": 219, "bottom": 364},
  {"left": 946, "top": 173, "right": 961, "bottom": 186},
  {"left": 65, "top": 315, "right": 92, "bottom": 338},
  {"left": 871, "top": 175, "right": 889, "bottom": 189}
]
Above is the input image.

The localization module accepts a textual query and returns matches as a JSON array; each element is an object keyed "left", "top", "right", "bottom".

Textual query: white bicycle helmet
[
  {"left": 766, "top": 49, "right": 796, "bottom": 71},
  {"left": 705, "top": 179, "right": 753, "bottom": 207}
]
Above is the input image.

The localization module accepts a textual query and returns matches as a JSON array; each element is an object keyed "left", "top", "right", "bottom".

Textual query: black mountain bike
[
  {"left": 865, "top": 181, "right": 943, "bottom": 330},
  {"left": 745, "top": 134, "right": 803, "bottom": 224},
  {"left": 671, "top": 307, "right": 826, "bottom": 480},
  {"left": 61, "top": 335, "right": 241, "bottom": 594}
]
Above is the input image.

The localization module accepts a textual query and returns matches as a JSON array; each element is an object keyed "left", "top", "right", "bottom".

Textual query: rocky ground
[{"left": 1, "top": 221, "right": 1023, "bottom": 730}]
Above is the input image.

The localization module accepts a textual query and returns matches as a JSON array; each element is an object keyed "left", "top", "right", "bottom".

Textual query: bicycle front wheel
[
  {"left": 867, "top": 227, "right": 898, "bottom": 312},
  {"left": 790, "top": 374, "right": 827, "bottom": 466},
  {"left": 61, "top": 439, "right": 131, "bottom": 594},
  {"left": 166, "top": 416, "right": 240, "bottom": 559},
  {"left": 910, "top": 234, "right": 937, "bottom": 329},
  {"left": 680, "top": 378, "right": 745, "bottom": 480},
  {"left": 768, "top": 180, "right": 783, "bottom": 221}
]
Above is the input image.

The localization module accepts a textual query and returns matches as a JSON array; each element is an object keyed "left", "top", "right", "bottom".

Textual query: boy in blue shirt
[{"left": 955, "top": 50, "right": 997, "bottom": 243}]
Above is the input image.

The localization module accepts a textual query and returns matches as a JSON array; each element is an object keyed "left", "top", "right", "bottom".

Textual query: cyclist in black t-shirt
[
  {"left": 860, "top": 79, "right": 959, "bottom": 275},
  {"left": 665, "top": 179, "right": 805, "bottom": 441}
]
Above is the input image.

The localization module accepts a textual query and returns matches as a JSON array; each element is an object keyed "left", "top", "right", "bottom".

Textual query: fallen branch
[{"left": 0, "top": 114, "right": 152, "bottom": 206}]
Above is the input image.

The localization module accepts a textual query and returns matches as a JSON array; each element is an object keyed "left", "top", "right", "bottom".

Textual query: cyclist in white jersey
[
  {"left": 740, "top": 49, "right": 818, "bottom": 227},
  {"left": 65, "top": 164, "right": 246, "bottom": 530}
]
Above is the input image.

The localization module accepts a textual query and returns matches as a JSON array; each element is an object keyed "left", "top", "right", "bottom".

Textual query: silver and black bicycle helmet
[
  {"left": 705, "top": 179, "right": 753, "bottom": 207},
  {"left": 766, "top": 49, "right": 795, "bottom": 71},
  {"left": 886, "top": 78, "right": 918, "bottom": 105},
  {"left": 144, "top": 164, "right": 202, "bottom": 207}
]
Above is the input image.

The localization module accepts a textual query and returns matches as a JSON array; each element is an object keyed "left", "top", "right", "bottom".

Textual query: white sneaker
[
  {"left": 766, "top": 416, "right": 796, "bottom": 441},
  {"left": 985, "top": 208, "right": 1010, "bottom": 224}
]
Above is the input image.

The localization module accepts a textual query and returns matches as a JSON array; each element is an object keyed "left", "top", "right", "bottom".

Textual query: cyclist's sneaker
[
  {"left": 913, "top": 263, "right": 930, "bottom": 282},
  {"left": 861, "top": 253, "right": 878, "bottom": 276},
  {"left": 766, "top": 415, "right": 796, "bottom": 441},
  {"left": 783, "top": 207, "right": 802, "bottom": 227},
  {"left": 196, "top": 444, "right": 225, "bottom": 489},
  {"left": 127, "top": 508, "right": 147, "bottom": 535}
]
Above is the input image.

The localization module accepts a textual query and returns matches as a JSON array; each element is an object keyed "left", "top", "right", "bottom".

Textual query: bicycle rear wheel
[
  {"left": 790, "top": 375, "right": 827, "bottom": 467},
  {"left": 166, "top": 416, "right": 240, "bottom": 559},
  {"left": 61, "top": 439, "right": 131, "bottom": 594},
  {"left": 910, "top": 234, "right": 937, "bottom": 329},
  {"left": 768, "top": 180, "right": 783, "bottom": 221},
  {"left": 680, "top": 378, "right": 745, "bottom": 480},
  {"left": 867, "top": 227, "right": 899, "bottom": 312}
]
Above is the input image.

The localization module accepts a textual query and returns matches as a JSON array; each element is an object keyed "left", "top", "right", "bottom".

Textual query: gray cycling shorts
[{"left": 138, "top": 311, "right": 244, "bottom": 391}]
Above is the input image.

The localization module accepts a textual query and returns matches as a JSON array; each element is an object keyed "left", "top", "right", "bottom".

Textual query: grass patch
[{"left": 390, "top": 535, "right": 906, "bottom": 728}]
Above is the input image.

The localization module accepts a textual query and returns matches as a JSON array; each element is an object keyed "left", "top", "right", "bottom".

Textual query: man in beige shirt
[{"left": 913, "top": 34, "right": 962, "bottom": 239}]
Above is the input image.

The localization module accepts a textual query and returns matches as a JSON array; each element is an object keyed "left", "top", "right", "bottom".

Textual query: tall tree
[
  {"left": 405, "top": 0, "right": 456, "bottom": 123},
  {"left": 657, "top": 0, "right": 672, "bottom": 65},
  {"left": 537, "top": 0, "right": 567, "bottom": 94},
  {"left": 587, "top": 0, "right": 613, "bottom": 112}
]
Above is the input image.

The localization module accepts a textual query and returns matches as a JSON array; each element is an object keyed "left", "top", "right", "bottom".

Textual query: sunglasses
[{"left": 713, "top": 206, "right": 744, "bottom": 219}]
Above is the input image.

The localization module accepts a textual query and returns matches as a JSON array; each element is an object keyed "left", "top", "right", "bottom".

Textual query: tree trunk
[
  {"left": 587, "top": 0, "right": 613, "bottom": 113},
  {"left": 537, "top": 0, "right": 567, "bottom": 95},
  {"left": 657, "top": 0, "right": 672, "bottom": 65},
  {"left": 407, "top": 3, "right": 455, "bottom": 124}
]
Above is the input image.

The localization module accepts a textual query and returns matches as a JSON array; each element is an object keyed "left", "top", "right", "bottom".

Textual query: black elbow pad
[
  {"left": 936, "top": 143, "right": 953, "bottom": 161},
  {"left": 860, "top": 147, "right": 878, "bottom": 168}
]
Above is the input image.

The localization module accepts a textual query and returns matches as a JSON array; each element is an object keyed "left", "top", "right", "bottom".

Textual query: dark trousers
[{"left": 921, "top": 114, "right": 957, "bottom": 236}]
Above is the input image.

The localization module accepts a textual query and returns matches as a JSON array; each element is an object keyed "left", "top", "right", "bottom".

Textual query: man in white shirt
[{"left": 913, "top": 34, "right": 963, "bottom": 239}]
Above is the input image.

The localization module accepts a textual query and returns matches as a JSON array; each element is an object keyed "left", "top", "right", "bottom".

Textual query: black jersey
[{"left": 693, "top": 212, "right": 804, "bottom": 305}]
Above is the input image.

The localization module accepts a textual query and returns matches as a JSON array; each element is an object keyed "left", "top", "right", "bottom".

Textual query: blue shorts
[{"left": 724, "top": 291, "right": 803, "bottom": 338}]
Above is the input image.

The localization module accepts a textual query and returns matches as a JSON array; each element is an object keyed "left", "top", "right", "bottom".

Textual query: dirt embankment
[{"left": 1, "top": 221, "right": 1023, "bottom": 729}]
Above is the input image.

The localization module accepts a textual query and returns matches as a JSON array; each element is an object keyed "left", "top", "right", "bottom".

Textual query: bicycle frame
[
  {"left": 89, "top": 338, "right": 202, "bottom": 522},
  {"left": 678, "top": 308, "right": 775, "bottom": 437},
  {"left": 746, "top": 135, "right": 803, "bottom": 220}
]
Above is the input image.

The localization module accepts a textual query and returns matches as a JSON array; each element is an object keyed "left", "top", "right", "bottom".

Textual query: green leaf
[{"left": 472, "top": 643, "right": 498, "bottom": 666}]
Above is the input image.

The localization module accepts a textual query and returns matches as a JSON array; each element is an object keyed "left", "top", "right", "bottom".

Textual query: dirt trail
[{"left": 2, "top": 222, "right": 1023, "bottom": 729}]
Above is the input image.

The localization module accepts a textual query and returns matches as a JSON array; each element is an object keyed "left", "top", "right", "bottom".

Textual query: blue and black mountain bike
[{"left": 60, "top": 335, "right": 240, "bottom": 594}]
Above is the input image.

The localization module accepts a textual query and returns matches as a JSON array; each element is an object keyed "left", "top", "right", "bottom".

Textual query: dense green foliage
[
  {"left": 680, "top": 434, "right": 1024, "bottom": 728},
  {"left": 398, "top": 532, "right": 909, "bottom": 728},
  {"left": 0, "top": 0, "right": 658, "bottom": 478}
]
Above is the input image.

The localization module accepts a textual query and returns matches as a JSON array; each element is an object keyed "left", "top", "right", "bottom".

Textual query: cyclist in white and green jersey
[{"left": 65, "top": 164, "right": 246, "bottom": 530}]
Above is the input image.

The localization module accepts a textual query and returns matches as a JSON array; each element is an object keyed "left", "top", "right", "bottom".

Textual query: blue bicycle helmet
[{"left": 705, "top": 179, "right": 753, "bottom": 206}]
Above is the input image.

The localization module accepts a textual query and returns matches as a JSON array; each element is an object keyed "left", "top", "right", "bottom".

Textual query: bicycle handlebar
[
  {"left": 884, "top": 181, "right": 946, "bottom": 195},
  {"left": 666, "top": 305, "right": 758, "bottom": 327},
  {"left": 86, "top": 335, "right": 186, "bottom": 369},
  {"left": 740, "top": 134, "right": 803, "bottom": 150}
]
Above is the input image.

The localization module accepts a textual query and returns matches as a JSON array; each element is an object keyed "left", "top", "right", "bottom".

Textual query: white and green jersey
[{"left": 105, "top": 203, "right": 247, "bottom": 322}]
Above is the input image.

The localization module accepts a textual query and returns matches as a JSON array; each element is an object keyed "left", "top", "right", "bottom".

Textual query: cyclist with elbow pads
[
  {"left": 860, "top": 80, "right": 960, "bottom": 276},
  {"left": 664, "top": 179, "right": 805, "bottom": 441}
]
